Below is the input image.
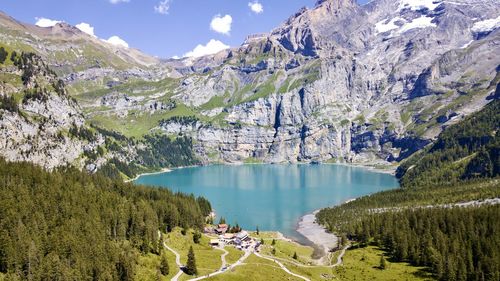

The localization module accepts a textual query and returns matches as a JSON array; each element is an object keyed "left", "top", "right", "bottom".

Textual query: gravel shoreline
[{"left": 296, "top": 210, "right": 338, "bottom": 260}]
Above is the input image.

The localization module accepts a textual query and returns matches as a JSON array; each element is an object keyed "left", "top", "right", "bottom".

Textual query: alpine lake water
[{"left": 135, "top": 164, "right": 399, "bottom": 242}]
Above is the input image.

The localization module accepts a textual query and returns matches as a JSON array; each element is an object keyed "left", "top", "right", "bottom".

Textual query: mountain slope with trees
[
  {"left": 0, "top": 158, "right": 210, "bottom": 280},
  {"left": 317, "top": 100, "right": 500, "bottom": 281}
]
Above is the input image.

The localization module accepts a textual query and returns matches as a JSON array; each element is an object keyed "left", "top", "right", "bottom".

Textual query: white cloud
[
  {"left": 210, "top": 14, "right": 232, "bottom": 35},
  {"left": 184, "top": 39, "right": 229, "bottom": 58},
  {"left": 75, "top": 22, "right": 96, "bottom": 37},
  {"left": 109, "top": 0, "right": 130, "bottom": 4},
  {"left": 155, "top": 0, "right": 171, "bottom": 15},
  {"left": 35, "top": 17, "right": 62, "bottom": 27},
  {"left": 104, "top": 36, "right": 129, "bottom": 48},
  {"left": 248, "top": 1, "right": 264, "bottom": 14}
]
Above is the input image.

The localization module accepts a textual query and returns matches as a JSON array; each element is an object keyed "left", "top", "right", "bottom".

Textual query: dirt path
[
  {"left": 215, "top": 247, "right": 228, "bottom": 269},
  {"left": 187, "top": 248, "right": 252, "bottom": 281},
  {"left": 254, "top": 252, "right": 311, "bottom": 281},
  {"left": 162, "top": 241, "right": 184, "bottom": 281},
  {"left": 370, "top": 197, "right": 500, "bottom": 213},
  {"left": 258, "top": 244, "right": 349, "bottom": 269}
]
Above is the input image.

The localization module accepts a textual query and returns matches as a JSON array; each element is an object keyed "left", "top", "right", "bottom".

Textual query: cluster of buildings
[{"left": 205, "top": 224, "right": 254, "bottom": 250}]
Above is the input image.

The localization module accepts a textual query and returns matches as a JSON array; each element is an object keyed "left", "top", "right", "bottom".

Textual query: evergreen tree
[
  {"left": 0, "top": 47, "right": 7, "bottom": 64},
  {"left": 193, "top": 231, "right": 201, "bottom": 244},
  {"left": 185, "top": 246, "right": 197, "bottom": 276},
  {"left": 271, "top": 239, "right": 276, "bottom": 246},
  {"left": 218, "top": 217, "right": 226, "bottom": 224},
  {"left": 260, "top": 238, "right": 265, "bottom": 245},
  {"left": 293, "top": 252, "right": 298, "bottom": 260},
  {"left": 379, "top": 255, "right": 386, "bottom": 270},
  {"left": 160, "top": 254, "right": 169, "bottom": 276},
  {"left": 256, "top": 226, "right": 259, "bottom": 235},
  {"left": 10, "top": 50, "right": 17, "bottom": 63},
  {"left": 156, "top": 269, "right": 162, "bottom": 281},
  {"left": 271, "top": 248, "right": 276, "bottom": 255}
]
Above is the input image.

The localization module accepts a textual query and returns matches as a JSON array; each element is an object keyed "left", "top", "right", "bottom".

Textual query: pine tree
[
  {"left": 193, "top": 231, "right": 201, "bottom": 244},
  {"left": 256, "top": 226, "right": 259, "bottom": 235},
  {"left": 160, "top": 254, "right": 169, "bottom": 276},
  {"left": 0, "top": 47, "right": 7, "bottom": 64},
  {"left": 379, "top": 254, "right": 386, "bottom": 270},
  {"left": 156, "top": 269, "right": 162, "bottom": 281},
  {"left": 260, "top": 238, "right": 265, "bottom": 245},
  {"left": 185, "top": 246, "right": 197, "bottom": 276},
  {"left": 293, "top": 252, "right": 298, "bottom": 260},
  {"left": 218, "top": 217, "right": 226, "bottom": 224},
  {"left": 10, "top": 50, "right": 17, "bottom": 63},
  {"left": 271, "top": 248, "right": 276, "bottom": 255},
  {"left": 271, "top": 239, "right": 276, "bottom": 246}
]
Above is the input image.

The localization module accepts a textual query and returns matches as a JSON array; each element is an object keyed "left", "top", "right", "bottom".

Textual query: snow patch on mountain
[
  {"left": 375, "top": 17, "right": 403, "bottom": 34},
  {"left": 472, "top": 16, "right": 500, "bottom": 33},
  {"left": 460, "top": 40, "right": 474, "bottom": 49},
  {"left": 398, "top": 0, "right": 442, "bottom": 12},
  {"left": 376, "top": 15, "right": 437, "bottom": 36},
  {"left": 398, "top": 16, "right": 437, "bottom": 34}
]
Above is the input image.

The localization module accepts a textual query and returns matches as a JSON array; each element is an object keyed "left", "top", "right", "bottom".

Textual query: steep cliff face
[
  {"left": 0, "top": 52, "right": 103, "bottom": 169},
  {"left": 153, "top": 0, "right": 499, "bottom": 165}
]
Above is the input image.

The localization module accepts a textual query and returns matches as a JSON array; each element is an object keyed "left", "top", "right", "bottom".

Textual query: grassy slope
[
  {"left": 156, "top": 229, "right": 430, "bottom": 281},
  {"left": 164, "top": 228, "right": 222, "bottom": 278},
  {"left": 331, "top": 246, "right": 433, "bottom": 281},
  {"left": 207, "top": 254, "right": 303, "bottom": 281}
]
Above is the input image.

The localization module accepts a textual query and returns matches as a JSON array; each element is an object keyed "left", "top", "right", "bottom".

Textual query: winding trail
[
  {"left": 162, "top": 241, "right": 184, "bottom": 281},
  {"left": 187, "top": 248, "right": 252, "bottom": 281},
  {"left": 254, "top": 252, "right": 311, "bottom": 281},
  {"left": 331, "top": 245, "right": 349, "bottom": 267},
  {"left": 215, "top": 247, "right": 228, "bottom": 269},
  {"left": 257, "top": 244, "right": 349, "bottom": 270},
  {"left": 369, "top": 197, "right": 500, "bottom": 214}
]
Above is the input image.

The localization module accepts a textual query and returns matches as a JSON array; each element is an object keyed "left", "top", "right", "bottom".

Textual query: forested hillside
[
  {"left": 397, "top": 100, "right": 500, "bottom": 187},
  {"left": 0, "top": 158, "right": 210, "bottom": 280},
  {"left": 317, "top": 100, "right": 500, "bottom": 281}
]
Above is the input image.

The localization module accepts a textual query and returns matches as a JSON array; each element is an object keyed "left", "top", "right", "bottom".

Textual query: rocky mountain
[
  {"left": 0, "top": 51, "right": 103, "bottom": 169},
  {"left": 0, "top": 0, "right": 499, "bottom": 173},
  {"left": 158, "top": 0, "right": 500, "bottom": 165}
]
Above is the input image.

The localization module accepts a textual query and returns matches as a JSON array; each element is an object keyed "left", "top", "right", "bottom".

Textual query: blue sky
[{"left": 2, "top": 0, "right": 369, "bottom": 58}]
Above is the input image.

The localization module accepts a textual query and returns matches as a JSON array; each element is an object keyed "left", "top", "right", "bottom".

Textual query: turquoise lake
[{"left": 135, "top": 164, "right": 399, "bottom": 240}]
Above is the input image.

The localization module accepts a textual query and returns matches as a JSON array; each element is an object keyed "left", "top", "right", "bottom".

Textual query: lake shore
[
  {"left": 128, "top": 161, "right": 397, "bottom": 184},
  {"left": 325, "top": 162, "right": 397, "bottom": 175},
  {"left": 296, "top": 210, "right": 338, "bottom": 262},
  {"left": 125, "top": 168, "right": 172, "bottom": 183},
  {"left": 294, "top": 197, "right": 358, "bottom": 261}
]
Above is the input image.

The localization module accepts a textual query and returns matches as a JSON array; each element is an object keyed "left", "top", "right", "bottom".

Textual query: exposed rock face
[
  {"left": 0, "top": 53, "right": 104, "bottom": 170},
  {"left": 158, "top": 0, "right": 499, "bottom": 165},
  {"left": 0, "top": 99, "right": 90, "bottom": 170}
]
